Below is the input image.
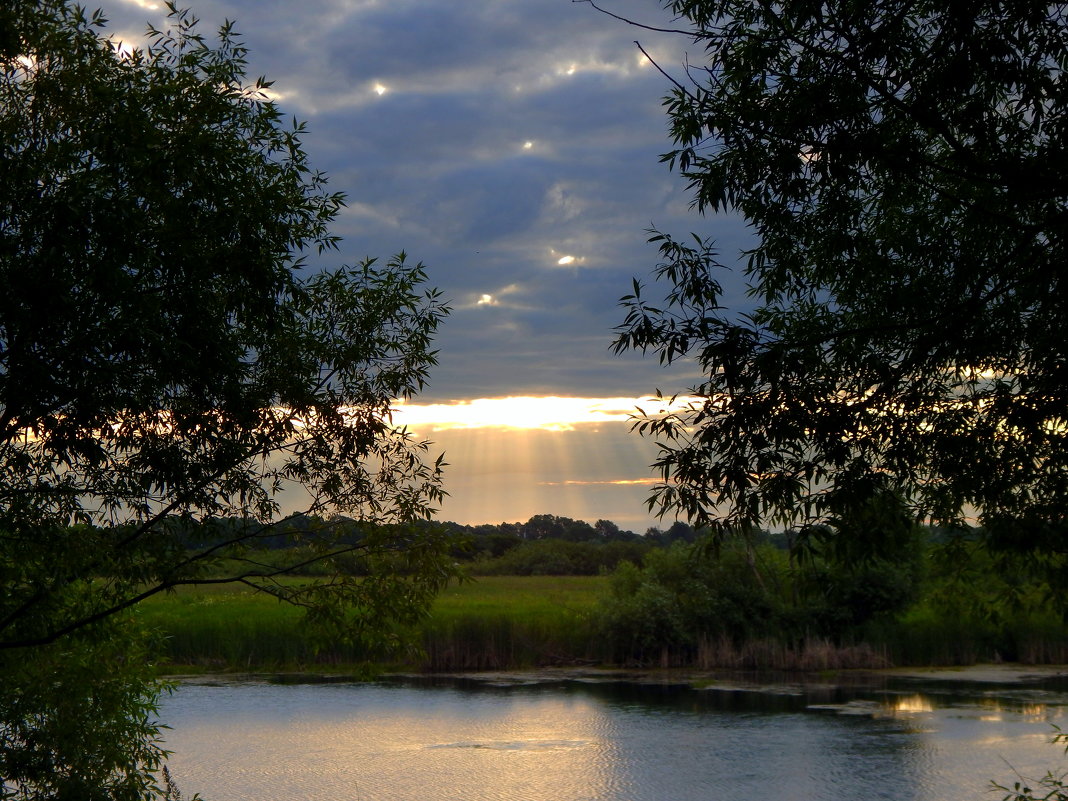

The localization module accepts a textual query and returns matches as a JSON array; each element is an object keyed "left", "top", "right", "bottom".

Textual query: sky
[{"left": 96, "top": 0, "right": 754, "bottom": 532}]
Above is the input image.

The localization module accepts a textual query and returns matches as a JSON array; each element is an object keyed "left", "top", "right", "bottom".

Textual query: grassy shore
[
  {"left": 136, "top": 572, "right": 1068, "bottom": 674},
  {"left": 136, "top": 576, "right": 605, "bottom": 673}
]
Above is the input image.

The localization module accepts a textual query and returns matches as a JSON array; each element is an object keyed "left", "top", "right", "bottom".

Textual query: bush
[
  {"left": 597, "top": 542, "right": 788, "bottom": 664},
  {"left": 596, "top": 535, "right": 930, "bottom": 666}
]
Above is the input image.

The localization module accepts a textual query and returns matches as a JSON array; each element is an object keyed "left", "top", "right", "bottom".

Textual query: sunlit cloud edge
[
  {"left": 537, "top": 478, "right": 661, "bottom": 486},
  {"left": 391, "top": 395, "right": 696, "bottom": 432}
]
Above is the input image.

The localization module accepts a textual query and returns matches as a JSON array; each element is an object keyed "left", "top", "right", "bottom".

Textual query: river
[{"left": 158, "top": 670, "right": 1068, "bottom": 801}]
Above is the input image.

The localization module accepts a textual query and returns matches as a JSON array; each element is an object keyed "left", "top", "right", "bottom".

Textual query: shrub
[{"left": 597, "top": 542, "right": 788, "bottom": 664}]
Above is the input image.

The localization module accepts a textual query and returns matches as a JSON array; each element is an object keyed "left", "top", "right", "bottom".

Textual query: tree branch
[{"left": 572, "top": 0, "right": 694, "bottom": 36}]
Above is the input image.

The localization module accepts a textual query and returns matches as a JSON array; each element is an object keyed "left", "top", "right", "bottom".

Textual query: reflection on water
[
  {"left": 428, "top": 739, "right": 593, "bottom": 750},
  {"left": 888, "top": 694, "right": 935, "bottom": 714},
  {"left": 161, "top": 684, "right": 622, "bottom": 801},
  {"left": 158, "top": 674, "right": 1068, "bottom": 801}
]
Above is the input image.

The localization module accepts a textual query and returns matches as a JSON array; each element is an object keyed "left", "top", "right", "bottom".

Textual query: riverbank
[
  {"left": 139, "top": 574, "right": 1068, "bottom": 674},
  {"left": 164, "top": 662, "right": 1068, "bottom": 691},
  {"left": 874, "top": 663, "right": 1068, "bottom": 683}
]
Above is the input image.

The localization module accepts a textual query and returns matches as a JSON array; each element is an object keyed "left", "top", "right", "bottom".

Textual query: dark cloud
[{"left": 98, "top": 0, "right": 751, "bottom": 401}]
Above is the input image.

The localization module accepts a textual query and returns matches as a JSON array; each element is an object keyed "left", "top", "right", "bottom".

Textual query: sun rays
[{"left": 390, "top": 396, "right": 686, "bottom": 528}]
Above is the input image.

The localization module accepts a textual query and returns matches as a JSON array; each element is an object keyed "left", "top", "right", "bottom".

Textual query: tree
[
  {"left": 607, "top": 0, "right": 1068, "bottom": 552},
  {"left": 1, "top": 2, "right": 453, "bottom": 795},
  {"left": 520, "top": 514, "right": 566, "bottom": 540},
  {"left": 595, "top": 518, "right": 622, "bottom": 539}
]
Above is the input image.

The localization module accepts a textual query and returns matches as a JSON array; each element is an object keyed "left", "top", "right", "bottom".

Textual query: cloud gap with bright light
[
  {"left": 387, "top": 395, "right": 696, "bottom": 528},
  {"left": 391, "top": 395, "right": 694, "bottom": 432}
]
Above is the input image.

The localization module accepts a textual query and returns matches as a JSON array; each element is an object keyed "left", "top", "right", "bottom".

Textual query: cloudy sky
[{"left": 98, "top": 0, "right": 753, "bottom": 531}]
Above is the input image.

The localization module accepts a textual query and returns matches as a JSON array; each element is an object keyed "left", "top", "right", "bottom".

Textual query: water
[{"left": 158, "top": 673, "right": 1068, "bottom": 801}]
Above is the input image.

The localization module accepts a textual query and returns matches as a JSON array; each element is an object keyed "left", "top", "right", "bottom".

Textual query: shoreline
[
  {"left": 167, "top": 662, "right": 1068, "bottom": 688},
  {"left": 872, "top": 663, "right": 1068, "bottom": 683}
]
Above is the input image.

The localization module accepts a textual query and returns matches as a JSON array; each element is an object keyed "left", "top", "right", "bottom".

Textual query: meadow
[{"left": 136, "top": 575, "right": 606, "bottom": 673}]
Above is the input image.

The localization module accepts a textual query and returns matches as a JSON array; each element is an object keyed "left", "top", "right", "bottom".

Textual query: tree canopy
[
  {"left": 0, "top": 2, "right": 452, "bottom": 795},
  {"left": 611, "top": 0, "right": 1068, "bottom": 550}
]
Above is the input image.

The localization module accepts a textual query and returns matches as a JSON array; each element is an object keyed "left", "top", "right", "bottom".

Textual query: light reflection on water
[{"left": 158, "top": 676, "right": 1068, "bottom": 801}]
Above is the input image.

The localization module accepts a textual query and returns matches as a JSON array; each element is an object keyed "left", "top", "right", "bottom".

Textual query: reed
[
  {"left": 417, "top": 577, "right": 604, "bottom": 669},
  {"left": 419, "top": 606, "right": 602, "bottom": 670},
  {"left": 139, "top": 585, "right": 325, "bottom": 669},
  {"left": 137, "top": 576, "right": 606, "bottom": 672},
  {"left": 695, "top": 636, "right": 891, "bottom": 671},
  {"left": 863, "top": 607, "right": 994, "bottom": 666},
  {"left": 137, "top": 574, "right": 1068, "bottom": 673}
]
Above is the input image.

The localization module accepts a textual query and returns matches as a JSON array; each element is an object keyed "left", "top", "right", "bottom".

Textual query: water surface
[{"left": 159, "top": 673, "right": 1068, "bottom": 801}]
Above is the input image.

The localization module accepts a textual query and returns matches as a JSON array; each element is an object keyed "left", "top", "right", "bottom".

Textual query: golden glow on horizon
[
  {"left": 539, "top": 477, "right": 660, "bottom": 486},
  {"left": 390, "top": 393, "right": 666, "bottom": 526},
  {"left": 391, "top": 395, "right": 694, "bottom": 432}
]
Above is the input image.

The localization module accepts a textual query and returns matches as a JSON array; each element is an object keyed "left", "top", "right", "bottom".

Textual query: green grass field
[{"left": 136, "top": 576, "right": 607, "bottom": 673}]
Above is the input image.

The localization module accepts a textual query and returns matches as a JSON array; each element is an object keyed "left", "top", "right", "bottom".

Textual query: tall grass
[
  {"left": 139, "top": 585, "right": 327, "bottom": 669},
  {"left": 654, "top": 637, "right": 891, "bottom": 671},
  {"left": 417, "top": 576, "right": 604, "bottom": 669},
  {"left": 137, "top": 576, "right": 606, "bottom": 672},
  {"left": 138, "top": 571, "right": 1068, "bottom": 673},
  {"left": 863, "top": 604, "right": 1068, "bottom": 666}
]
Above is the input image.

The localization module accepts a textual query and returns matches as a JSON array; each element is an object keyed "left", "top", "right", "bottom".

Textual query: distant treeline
[
  {"left": 440, "top": 514, "right": 716, "bottom": 576},
  {"left": 149, "top": 511, "right": 732, "bottom": 577}
]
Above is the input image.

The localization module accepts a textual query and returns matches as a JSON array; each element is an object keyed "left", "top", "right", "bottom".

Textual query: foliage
[
  {"left": 0, "top": 617, "right": 169, "bottom": 801},
  {"left": 0, "top": 1, "right": 452, "bottom": 795},
  {"left": 0, "top": 0, "right": 455, "bottom": 650},
  {"left": 418, "top": 575, "right": 604, "bottom": 669},
  {"left": 878, "top": 529, "right": 1068, "bottom": 664},
  {"left": 598, "top": 534, "right": 926, "bottom": 665},
  {"left": 608, "top": 0, "right": 1068, "bottom": 550},
  {"left": 470, "top": 537, "right": 650, "bottom": 576},
  {"left": 138, "top": 535, "right": 1068, "bottom": 671},
  {"left": 1, "top": 0, "right": 453, "bottom": 647},
  {"left": 599, "top": 541, "right": 780, "bottom": 662},
  {"left": 993, "top": 728, "right": 1068, "bottom": 801}
]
